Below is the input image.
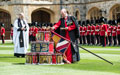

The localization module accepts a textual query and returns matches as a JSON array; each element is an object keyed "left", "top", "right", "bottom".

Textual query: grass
[{"left": 0, "top": 42, "right": 120, "bottom": 75}]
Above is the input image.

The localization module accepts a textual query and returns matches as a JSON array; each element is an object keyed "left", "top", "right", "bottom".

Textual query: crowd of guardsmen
[
  {"left": 79, "top": 17, "right": 120, "bottom": 47},
  {"left": 28, "top": 22, "right": 53, "bottom": 42},
  {"left": 0, "top": 17, "right": 120, "bottom": 47}
]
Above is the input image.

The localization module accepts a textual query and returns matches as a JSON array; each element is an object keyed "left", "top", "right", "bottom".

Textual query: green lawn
[{"left": 0, "top": 41, "right": 120, "bottom": 75}]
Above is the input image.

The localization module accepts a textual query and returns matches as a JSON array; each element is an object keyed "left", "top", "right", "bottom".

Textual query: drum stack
[{"left": 26, "top": 30, "right": 63, "bottom": 65}]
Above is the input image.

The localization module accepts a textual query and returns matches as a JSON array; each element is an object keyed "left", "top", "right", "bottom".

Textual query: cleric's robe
[{"left": 13, "top": 18, "right": 29, "bottom": 56}]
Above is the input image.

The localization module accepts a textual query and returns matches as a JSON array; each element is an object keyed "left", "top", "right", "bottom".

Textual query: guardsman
[
  {"left": 29, "top": 23, "right": 33, "bottom": 43},
  {"left": 32, "top": 22, "right": 38, "bottom": 41},
  {"left": 95, "top": 20, "right": 100, "bottom": 45},
  {"left": 79, "top": 21, "right": 83, "bottom": 44},
  {"left": 112, "top": 20, "right": 117, "bottom": 46},
  {"left": 117, "top": 19, "right": 120, "bottom": 46},
  {"left": 99, "top": 17, "right": 108, "bottom": 47},
  {"left": 107, "top": 20, "right": 113, "bottom": 46},
  {"left": 86, "top": 20, "right": 91, "bottom": 45},
  {"left": 106, "top": 23, "right": 109, "bottom": 46},
  {"left": 91, "top": 20, "right": 95, "bottom": 45},
  {"left": 10, "top": 24, "right": 13, "bottom": 43},
  {"left": 82, "top": 24, "right": 87, "bottom": 45},
  {"left": 0, "top": 23, "right": 5, "bottom": 44}
]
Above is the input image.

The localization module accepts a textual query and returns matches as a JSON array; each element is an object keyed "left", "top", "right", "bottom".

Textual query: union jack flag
[{"left": 51, "top": 31, "right": 70, "bottom": 54}]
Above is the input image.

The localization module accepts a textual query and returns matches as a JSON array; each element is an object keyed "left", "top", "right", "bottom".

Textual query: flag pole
[
  {"left": 51, "top": 31, "right": 113, "bottom": 65},
  {"left": 77, "top": 44, "right": 113, "bottom": 65}
]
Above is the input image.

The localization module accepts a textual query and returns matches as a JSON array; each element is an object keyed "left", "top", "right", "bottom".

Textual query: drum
[
  {"left": 32, "top": 52, "right": 38, "bottom": 64},
  {"left": 26, "top": 52, "right": 38, "bottom": 64},
  {"left": 56, "top": 54, "right": 63, "bottom": 64},
  {"left": 36, "top": 31, "right": 51, "bottom": 42},
  {"left": 38, "top": 53, "right": 52, "bottom": 64},
  {"left": 31, "top": 41, "right": 54, "bottom": 54},
  {"left": 52, "top": 54, "right": 63, "bottom": 64},
  {"left": 26, "top": 53, "right": 32, "bottom": 64}
]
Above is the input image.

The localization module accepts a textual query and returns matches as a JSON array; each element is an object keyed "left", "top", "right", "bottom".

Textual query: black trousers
[
  {"left": 100, "top": 36, "right": 106, "bottom": 47},
  {"left": 91, "top": 35, "right": 95, "bottom": 45},
  {"left": 79, "top": 36, "right": 83, "bottom": 44},
  {"left": 95, "top": 35, "right": 100, "bottom": 45},
  {"left": 32, "top": 36, "right": 36, "bottom": 41},
  {"left": 117, "top": 34, "right": 120, "bottom": 46},
  {"left": 108, "top": 36, "right": 112, "bottom": 46},
  {"left": 29, "top": 35, "right": 33, "bottom": 42},
  {"left": 1, "top": 35, "right": 5, "bottom": 44},
  {"left": 106, "top": 37, "right": 108, "bottom": 45},
  {"left": 87, "top": 35, "right": 91, "bottom": 45},
  {"left": 83, "top": 36, "right": 86, "bottom": 44},
  {"left": 113, "top": 36, "right": 117, "bottom": 46}
]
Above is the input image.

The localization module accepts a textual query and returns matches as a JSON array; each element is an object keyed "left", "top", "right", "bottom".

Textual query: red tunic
[
  {"left": 117, "top": 25, "right": 120, "bottom": 35},
  {"left": 29, "top": 27, "right": 33, "bottom": 36},
  {"left": 95, "top": 25, "right": 100, "bottom": 35},
  {"left": 91, "top": 25, "right": 95, "bottom": 35},
  {"left": 82, "top": 26, "right": 87, "bottom": 36},
  {"left": 100, "top": 24, "right": 107, "bottom": 36},
  {"left": 87, "top": 25, "right": 91, "bottom": 35},
  {"left": 11, "top": 28, "right": 13, "bottom": 36},
  {"left": 112, "top": 26, "right": 117, "bottom": 36},
  {"left": 79, "top": 26, "right": 83, "bottom": 36},
  {"left": 1, "top": 27, "right": 5, "bottom": 36},
  {"left": 108, "top": 25, "right": 113, "bottom": 36},
  {"left": 38, "top": 27, "right": 41, "bottom": 31},
  {"left": 32, "top": 27, "right": 38, "bottom": 37},
  {"left": 53, "top": 17, "right": 76, "bottom": 63}
]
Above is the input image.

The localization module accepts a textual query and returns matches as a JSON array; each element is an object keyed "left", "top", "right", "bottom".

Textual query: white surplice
[{"left": 13, "top": 19, "right": 29, "bottom": 54}]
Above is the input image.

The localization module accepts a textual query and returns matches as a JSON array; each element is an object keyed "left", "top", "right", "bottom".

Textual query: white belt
[
  {"left": 117, "top": 29, "right": 120, "bottom": 31},
  {"left": 95, "top": 30, "right": 99, "bottom": 31},
  {"left": 112, "top": 31, "right": 116, "bottom": 33}
]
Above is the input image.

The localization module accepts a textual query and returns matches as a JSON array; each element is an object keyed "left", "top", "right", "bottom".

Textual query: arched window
[
  {"left": 87, "top": 7, "right": 102, "bottom": 20},
  {"left": 112, "top": 6, "right": 120, "bottom": 20},
  {"left": 75, "top": 10, "right": 80, "bottom": 20}
]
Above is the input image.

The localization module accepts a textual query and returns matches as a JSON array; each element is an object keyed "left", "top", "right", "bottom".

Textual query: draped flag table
[{"left": 26, "top": 30, "right": 64, "bottom": 65}]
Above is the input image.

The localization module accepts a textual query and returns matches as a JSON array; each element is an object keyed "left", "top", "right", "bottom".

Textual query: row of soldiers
[
  {"left": 1, "top": 17, "right": 120, "bottom": 47},
  {"left": 79, "top": 17, "right": 120, "bottom": 46},
  {"left": 28, "top": 22, "right": 53, "bottom": 42}
]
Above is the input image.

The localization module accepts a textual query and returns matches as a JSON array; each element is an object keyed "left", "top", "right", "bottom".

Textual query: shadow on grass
[
  {"left": 0, "top": 56, "right": 16, "bottom": 58},
  {"left": 12, "top": 63, "right": 25, "bottom": 65}
]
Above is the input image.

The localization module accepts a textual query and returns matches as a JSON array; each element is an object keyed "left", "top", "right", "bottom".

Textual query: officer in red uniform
[
  {"left": 86, "top": 20, "right": 91, "bottom": 45},
  {"left": 91, "top": 20, "right": 95, "bottom": 45},
  {"left": 107, "top": 20, "right": 113, "bottom": 46},
  {"left": 10, "top": 24, "right": 13, "bottom": 43},
  {"left": 99, "top": 17, "right": 108, "bottom": 47},
  {"left": 112, "top": 20, "right": 117, "bottom": 46},
  {"left": 32, "top": 22, "right": 38, "bottom": 41},
  {"left": 82, "top": 24, "right": 87, "bottom": 45},
  {"left": 95, "top": 20, "right": 100, "bottom": 45},
  {"left": 0, "top": 23, "right": 5, "bottom": 44},
  {"left": 38, "top": 23, "right": 42, "bottom": 32},
  {"left": 29, "top": 23, "right": 33, "bottom": 43},
  {"left": 117, "top": 19, "right": 120, "bottom": 46},
  {"left": 79, "top": 21, "right": 83, "bottom": 44}
]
